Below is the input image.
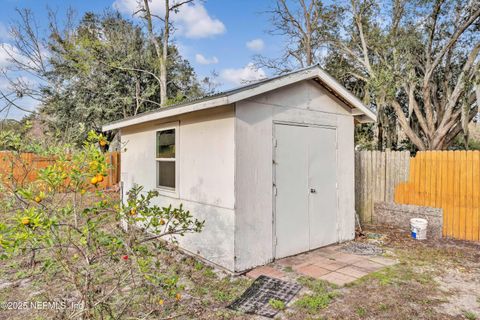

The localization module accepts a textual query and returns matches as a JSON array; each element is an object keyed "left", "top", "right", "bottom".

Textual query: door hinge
[
  {"left": 274, "top": 236, "right": 278, "bottom": 246},
  {"left": 273, "top": 185, "right": 277, "bottom": 196}
]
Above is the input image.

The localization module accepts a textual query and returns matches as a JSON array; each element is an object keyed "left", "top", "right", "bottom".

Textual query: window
[{"left": 156, "top": 128, "right": 176, "bottom": 189}]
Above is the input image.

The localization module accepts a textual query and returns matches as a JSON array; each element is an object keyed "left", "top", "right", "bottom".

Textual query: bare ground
[{"left": 0, "top": 223, "right": 479, "bottom": 319}]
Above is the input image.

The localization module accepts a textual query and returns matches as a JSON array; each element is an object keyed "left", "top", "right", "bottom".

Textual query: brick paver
[
  {"left": 367, "top": 256, "right": 398, "bottom": 266},
  {"left": 319, "top": 271, "right": 358, "bottom": 286},
  {"left": 295, "top": 264, "right": 330, "bottom": 278},
  {"left": 246, "top": 266, "right": 286, "bottom": 280},
  {"left": 352, "top": 259, "right": 384, "bottom": 272},
  {"left": 245, "top": 243, "right": 398, "bottom": 287},
  {"left": 329, "top": 252, "right": 365, "bottom": 264},
  {"left": 336, "top": 266, "right": 369, "bottom": 278},
  {"left": 316, "top": 260, "right": 348, "bottom": 271}
]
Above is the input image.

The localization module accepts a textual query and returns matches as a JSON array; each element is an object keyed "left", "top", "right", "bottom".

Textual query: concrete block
[{"left": 374, "top": 202, "right": 443, "bottom": 239}]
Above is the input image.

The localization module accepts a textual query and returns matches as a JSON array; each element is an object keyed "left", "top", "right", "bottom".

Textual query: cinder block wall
[{"left": 373, "top": 202, "right": 443, "bottom": 239}]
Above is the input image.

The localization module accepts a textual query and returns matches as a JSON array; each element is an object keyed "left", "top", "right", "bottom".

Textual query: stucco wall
[
  {"left": 120, "top": 106, "right": 236, "bottom": 270},
  {"left": 234, "top": 80, "right": 356, "bottom": 272}
]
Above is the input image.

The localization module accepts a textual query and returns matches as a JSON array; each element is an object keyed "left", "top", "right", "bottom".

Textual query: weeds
[
  {"left": 356, "top": 306, "right": 367, "bottom": 317},
  {"left": 294, "top": 277, "right": 338, "bottom": 314},
  {"left": 463, "top": 310, "right": 477, "bottom": 320},
  {"left": 269, "top": 298, "right": 286, "bottom": 310}
]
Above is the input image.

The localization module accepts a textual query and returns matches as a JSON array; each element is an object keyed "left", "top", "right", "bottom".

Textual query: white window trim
[{"left": 155, "top": 121, "right": 179, "bottom": 197}]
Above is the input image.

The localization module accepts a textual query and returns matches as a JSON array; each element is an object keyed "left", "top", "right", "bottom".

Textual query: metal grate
[{"left": 228, "top": 275, "right": 302, "bottom": 318}]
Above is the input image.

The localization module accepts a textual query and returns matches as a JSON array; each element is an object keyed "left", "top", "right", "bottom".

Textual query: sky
[{"left": 0, "top": 0, "right": 287, "bottom": 119}]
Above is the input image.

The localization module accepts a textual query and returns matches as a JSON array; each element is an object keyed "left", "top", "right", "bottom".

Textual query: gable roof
[{"left": 102, "top": 64, "right": 376, "bottom": 131}]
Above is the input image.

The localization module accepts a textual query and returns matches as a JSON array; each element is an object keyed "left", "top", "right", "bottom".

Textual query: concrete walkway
[{"left": 246, "top": 244, "right": 397, "bottom": 286}]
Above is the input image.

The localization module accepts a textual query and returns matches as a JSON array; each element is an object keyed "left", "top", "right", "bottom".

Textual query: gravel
[{"left": 339, "top": 242, "right": 384, "bottom": 256}]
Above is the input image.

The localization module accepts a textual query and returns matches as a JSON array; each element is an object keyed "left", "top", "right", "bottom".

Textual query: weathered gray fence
[{"left": 355, "top": 150, "right": 410, "bottom": 223}]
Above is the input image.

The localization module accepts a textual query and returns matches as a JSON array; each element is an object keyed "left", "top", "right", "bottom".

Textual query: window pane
[
  {"left": 157, "top": 161, "right": 175, "bottom": 188},
  {"left": 156, "top": 129, "right": 175, "bottom": 158}
]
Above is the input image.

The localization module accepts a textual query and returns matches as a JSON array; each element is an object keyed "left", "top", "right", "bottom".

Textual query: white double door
[{"left": 274, "top": 123, "right": 338, "bottom": 259}]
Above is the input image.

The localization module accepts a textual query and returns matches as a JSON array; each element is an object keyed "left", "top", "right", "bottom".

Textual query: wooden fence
[
  {"left": 0, "top": 151, "right": 121, "bottom": 189},
  {"left": 355, "top": 150, "right": 410, "bottom": 223},
  {"left": 395, "top": 151, "right": 480, "bottom": 241}
]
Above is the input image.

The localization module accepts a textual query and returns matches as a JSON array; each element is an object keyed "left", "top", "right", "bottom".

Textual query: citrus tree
[{"left": 0, "top": 130, "right": 204, "bottom": 319}]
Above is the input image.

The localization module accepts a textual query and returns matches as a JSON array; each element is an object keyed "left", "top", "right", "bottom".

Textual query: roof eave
[
  {"left": 102, "top": 65, "right": 376, "bottom": 131},
  {"left": 102, "top": 67, "right": 321, "bottom": 131},
  {"left": 102, "top": 96, "right": 230, "bottom": 131}
]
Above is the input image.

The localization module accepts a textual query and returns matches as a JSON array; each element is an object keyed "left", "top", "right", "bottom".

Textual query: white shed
[{"left": 103, "top": 65, "right": 376, "bottom": 273}]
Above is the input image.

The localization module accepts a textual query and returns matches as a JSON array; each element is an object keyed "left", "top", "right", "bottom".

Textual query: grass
[
  {"left": 463, "top": 311, "right": 478, "bottom": 320},
  {"left": 1, "top": 218, "right": 478, "bottom": 319},
  {"left": 356, "top": 306, "right": 367, "bottom": 317},
  {"left": 283, "top": 266, "right": 294, "bottom": 272},
  {"left": 294, "top": 277, "right": 338, "bottom": 314},
  {"left": 268, "top": 298, "right": 286, "bottom": 310}
]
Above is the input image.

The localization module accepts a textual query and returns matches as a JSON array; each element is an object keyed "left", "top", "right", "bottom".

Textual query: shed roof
[{"left": 102, "top": 64, "right": 376, "bottom": 131}]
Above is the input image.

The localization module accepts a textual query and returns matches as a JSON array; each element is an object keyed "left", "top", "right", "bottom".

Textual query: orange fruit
[
  {"left": 96, "top": 174, "right": 104, "bottom": 183},
  {"left": 99, "top": 140, "right": 107, "bottom": 147},
  {"left": 90, "top": 176, "right": 98, "bottom": 185},
  {"left": 34, "top": 196, "right": 42, "bottom": 203},
  {"left": 130, "top": 208, "right": 137, "bottom": 216},
  {"left": 159, "top": 219, "right": 165, "bottom": 225},
  {"left": 21, "top": 217, "right": 30, "bottom": 225}
]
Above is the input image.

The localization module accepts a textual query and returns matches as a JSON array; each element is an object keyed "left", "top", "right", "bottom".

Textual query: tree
[
  {"left": 329, "top": 0, "right": 480, "bottom": 150},
  {"left": 1, "top": 9, "right": 204, "bottom": 144},
  {"left": 255, "top": 0, "right": 340, "bottom": 74},
  {"left": 135, "top": 0, "right": 195, "bottom": 105},
  {"left": 0, "top": 8, "right": 51, "bottom": 118},
  {"left": 261, "top": 0, "right": 480, "bottom": 150}
]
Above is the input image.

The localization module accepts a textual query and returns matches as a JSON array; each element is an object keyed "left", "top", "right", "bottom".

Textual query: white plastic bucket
[{"left": 410, "top": 218, "right": 428, "bottom": 240}]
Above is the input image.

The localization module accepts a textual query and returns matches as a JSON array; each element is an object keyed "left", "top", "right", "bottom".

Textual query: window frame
[{"left": 155, "top": 122, "right": 179, "bottom": 197}]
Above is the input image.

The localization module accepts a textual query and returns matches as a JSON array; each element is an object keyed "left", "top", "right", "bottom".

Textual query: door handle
[{"left": 310, "top": 188, "right": 317, "bottom": 194}]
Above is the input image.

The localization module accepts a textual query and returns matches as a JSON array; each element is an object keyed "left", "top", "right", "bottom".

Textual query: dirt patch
[
  {"left": 282, "top": 226, "right": 480, "bottom": 319},
  {"left": 435, "top": 268, "right": 480, "bottom": 318}
]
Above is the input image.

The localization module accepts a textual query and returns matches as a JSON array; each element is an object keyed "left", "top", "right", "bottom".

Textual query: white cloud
[
  {"left": 195, "top": 53, "right": 218, "bottom": 65},
  {"left": 0, "top": 23, "right": 10, "bottom": 41},
  {"left": 246, "top": 38, "right": 264, "bottom": 52},
  {"left": 0, "top": 43, "right": 18, "bottom": 67},
  {"left": 221, "top": 63, "right": 266, "bottom": 86},
  {"left": 113, "top": 0, "right": 226, "bottom": 38}
]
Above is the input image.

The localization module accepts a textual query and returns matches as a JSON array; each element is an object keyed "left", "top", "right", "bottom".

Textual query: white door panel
[
  {"left": 308, "top": 126, "right": 337, "bottom": 249},
  {"left": 274, "top": 123, "right": 338, "bottom": 259},
  {"left": 274, "top": 124, "right": 309, "bottom": 258}
]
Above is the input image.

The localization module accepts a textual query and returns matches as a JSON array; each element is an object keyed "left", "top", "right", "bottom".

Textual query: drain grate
[{"left": 228, "top": 275, "right": 302, "bottom": 318}]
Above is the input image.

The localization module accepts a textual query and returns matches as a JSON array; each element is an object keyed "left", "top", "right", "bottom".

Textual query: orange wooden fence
[
  {"left": 0, "top": 151, "right": 121, "bottom": 190},
  {"left": 395, "top": 151, "right": 480, "bottom": 241}
]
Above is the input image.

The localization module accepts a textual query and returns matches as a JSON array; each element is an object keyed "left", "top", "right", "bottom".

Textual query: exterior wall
[
  {"left": 234, "top": 80, "right": 355, "bottom": 272},
  {"left": 120, "top": 106, "right": 236, "bottom": 270}
]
